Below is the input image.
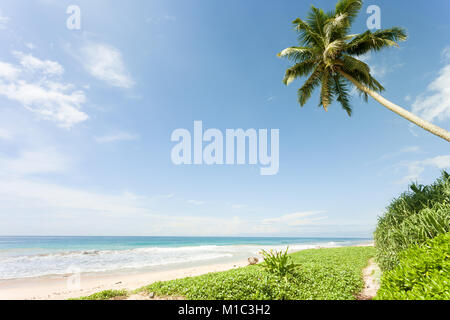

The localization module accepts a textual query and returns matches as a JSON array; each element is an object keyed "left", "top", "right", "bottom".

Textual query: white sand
[{"left": 0, "top": 260, "right": 249, "bottom": 300}]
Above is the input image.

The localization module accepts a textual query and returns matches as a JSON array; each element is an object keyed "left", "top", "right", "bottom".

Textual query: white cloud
[
  {"left": 262, "top": 211, "right": 326, "bottom": 227},
  {"left": 0, "top": 53, "right": 88, "bottom": 128},
  {"left": 80, "top": 43, "right": 134, "bottom": 88},
  {"left": 370, "top": 65, "right": 388, "bottom": 78},
  {"left": 0, "top": 128, "right": 334, "bottom": 237},
  {"left": 0, "top": 62, "right": 20, "bottom": 80},
  {"left": 0, "top": 10, "right": 9, "bottom": 30},
  {"left": 366, "top": 146, "right": 421, "bottom": 168},
  {"left": 95, "top": 132, "right": 140, "bottom": 144},
  {"left": 0, "top": 80, "right": 87, "bottom": 128},
  {"left": 379, "top": 146, "right": 420, "bottom": 160},
  {"left": 146, "top": 14, "right": 176, "bottom": 24},
  {"left": 0, "top": 149, "right": 70, "bottom": 177},
  {"left": 0, "top": 128, "right": 13, "bottom": 140},
  {"left": 0, "top": 149, "right": 332, "bottom": 235},
  {"left": 357, "top": 53, "right": 371, "bottom": 63},
  {"left": 14, "top": 51, "right": 64, "bottom": 76},
  {"left": 424, "top": 155, "right": 450, "bottom": 169},
  {"left": 0, "top": 178, "right": 148, "bottom": 216},
  {"left": 400, "top": 155, "right": 450, "bottom": 183},
  {"left": 25, "top": 43, "right": 36, "bottom": 50},
  {"left": 231, "top": 204, "right": 248, "bottom": 209},
  {"left": 357, "top": 52, "right": 403, "bottom": 79},
  {"left": 441, "top": 46, "right": 450, "bottom": 62},
  {"left": 187, "top": 200, "right": 206, "bottom": 206},
  {"left": 412, "top": 63, "right": 450, "bottom": 122},
  {"left": 144, "top": 210, "right": 328, "bottom": 236},
  {"left": 257, "top": 211, "right": 328, "bottom": 234},
  {"left": 0, "top": 145, "right": 148, "bottom": 217},
  {"left": 151, "top": 194, "right": 175, "bottom": 200},
  {"left": 401, "top": 146, "right": 420, "bottom": 153}
]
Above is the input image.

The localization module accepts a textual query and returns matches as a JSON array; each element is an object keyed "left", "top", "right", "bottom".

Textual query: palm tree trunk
[{"left": 338, "top": 70, "right": 450, "bottom": 142}]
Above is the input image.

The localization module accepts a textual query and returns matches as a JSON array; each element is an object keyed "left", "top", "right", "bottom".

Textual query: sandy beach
[{"left": 0, "top": 259, "right": 250, "bottom": 300}]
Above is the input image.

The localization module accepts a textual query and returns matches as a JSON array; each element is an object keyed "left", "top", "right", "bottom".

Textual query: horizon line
[{"left": 0, "top": 235, "right": 373, "bottom": 239}]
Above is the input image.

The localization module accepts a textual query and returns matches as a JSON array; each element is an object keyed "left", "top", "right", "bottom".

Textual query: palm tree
[{"left": 278, "top": 0, "right": 450, "bottom": 142}]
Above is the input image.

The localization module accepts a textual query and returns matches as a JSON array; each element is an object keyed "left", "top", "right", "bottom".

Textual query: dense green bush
[
  {"left": 374, "top": 171, "right": 450, "bottom": 271},
  {"left": 137, "top": 246, "right": 374, "bottom": 300},
  {"left": 375, "top": 233, "right": 450, "bottom": 300}
]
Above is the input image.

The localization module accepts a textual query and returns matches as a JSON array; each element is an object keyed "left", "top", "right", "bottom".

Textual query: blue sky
[{"left": 0, "top": 0, "right": 449, "bottom": 237}]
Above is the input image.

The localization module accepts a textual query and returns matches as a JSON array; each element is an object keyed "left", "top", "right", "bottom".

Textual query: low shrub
[
  {"left": 375, "top": 232, "right": 450, "bottom": 300},
  {"left": 259, "top": 247, "right": 300, "bottom": 278},
  {"left": 70, "top": 289, "right": 128, "bottom": 300}
]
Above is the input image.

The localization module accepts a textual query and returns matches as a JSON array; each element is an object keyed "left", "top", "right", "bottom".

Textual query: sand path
[{"left": 358, "top": 258, "right": 381, "bottom": 300}]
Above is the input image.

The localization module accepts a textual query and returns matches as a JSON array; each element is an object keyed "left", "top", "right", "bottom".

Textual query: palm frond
[
  {"left": 307, "top": 6, "right": 329, "bottom": 38},
  {"left": 324, "top": 13, "right": 349, "bottom": 42},
  {"left": 292, "top": 17, "right": 324, "bottom": 48},
  {"left": 342, "top": 55, "right": 371, "bottom": 82},
  {"left": 346, "top": 27, "right": 407, "bottom": 55},
  {"left": 332, "top": 75, "right": 352, "bottom": 116},
  {"left": 323, "top": 39, "right": 347, "bottom": 60},
  {"left": 283, "top": 60, "right": 317, "bottom": 85},
  {"left": 374, "top": 27, "right": 408, "bottom": 43},
  {"left": 335, "top": 0, "right": 363, "bottom": 24},
  {"left": 277, "top": 46, "right": 315, "bottom": 62},
  {"left": 344, "top": 66, "right": 385, "bottom": 94},
  {"left": 298, "top": 65, "right": 323, "bottom": 106}
]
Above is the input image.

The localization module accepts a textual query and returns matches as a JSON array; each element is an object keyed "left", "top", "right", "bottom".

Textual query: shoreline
[
  {"left": 0, "top": 242, "right": 374, "bottom": 300},
  {"left": 0, "top": 259, "right": 250, "bottom": 300}
]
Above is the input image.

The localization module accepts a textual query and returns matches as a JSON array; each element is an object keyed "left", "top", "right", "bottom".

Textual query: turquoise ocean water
[{"left": 0, "top": 236, "right": 372, "bottom": 280}]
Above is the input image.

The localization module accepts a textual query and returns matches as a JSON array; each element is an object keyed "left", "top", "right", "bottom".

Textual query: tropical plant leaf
[
  {"left": 332, "top": 75, "right": 352, "bottom": 116},
  {"left": 293, "top": 17, "right": 324, "bottom": 49},
  {"left": 283, "top": 60, "right": 317, "bottom": 85},
  {"left": 297, "top": 65, "right": 323, "bottom": 106},
  {"left": 277, "top": 46, "right": 315, "bottom": 62},
  {"left": 335, "top": 0, "right": 363, "bottom": 24},
  {"left": 346, "top": 27, "right": 407, "bottom": 55}
]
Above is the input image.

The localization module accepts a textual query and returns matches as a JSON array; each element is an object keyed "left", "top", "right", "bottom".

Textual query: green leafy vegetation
[
  {"left": 259, "top": 247, "right": 300, "bottom": 278},
  {"left": 135, "top": 246, "right": 374, "bottom": 300},
  {"left": 375, "top": 233, "right": 450, "bottom": 300},
  {"left": 374, "top": 171, "right": 450, "bottom": 271},
  {"left": 70, "top": 289, "right": 128, "bottom": 300},
  {"left": 374, "top": 171, "right": 450, "bottom": 300}
]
